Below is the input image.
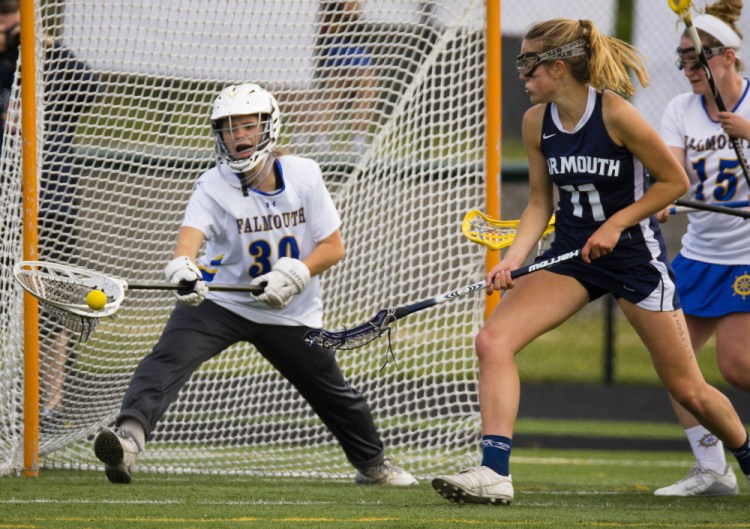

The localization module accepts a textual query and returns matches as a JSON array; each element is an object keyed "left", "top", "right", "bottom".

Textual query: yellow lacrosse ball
[{"left": 85, "top": 289, "right": 107, "bottom": 311}]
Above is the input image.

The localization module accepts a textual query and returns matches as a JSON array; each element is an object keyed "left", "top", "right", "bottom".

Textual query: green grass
[
  {"left": 1, "top": 447, "right": 746, "bottom": 528},
  {"left": 514, "top": 418, "right": 687, "bottom": 440}
]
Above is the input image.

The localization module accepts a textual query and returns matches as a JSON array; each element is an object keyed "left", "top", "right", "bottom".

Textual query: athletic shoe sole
[
  {"left": 94, "top": 429, "right": 131, "bottom": 484},
  {"left": 431, "top": 478, "right": 512, "bottom": 505}
]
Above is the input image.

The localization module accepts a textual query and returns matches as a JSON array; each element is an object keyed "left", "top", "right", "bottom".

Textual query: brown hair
[
  {"left": 524, "top": 18, "right": 649, "bottom": 97},
  {"left": 698, "top": 0, "right": 744, "bottom": 71},
  {"left": 0, "top": 0, "right": 18, "bottom": 15}
]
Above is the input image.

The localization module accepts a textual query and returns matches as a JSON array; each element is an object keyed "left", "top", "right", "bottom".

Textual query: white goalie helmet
[{"left": 210, "top": 83, "right": 281, "bottom": 173}]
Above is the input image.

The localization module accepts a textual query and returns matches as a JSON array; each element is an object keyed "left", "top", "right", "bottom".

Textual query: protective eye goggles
[
  {"left": 675, "top": 45, "right": 731, "bottom": 71},
  {"left": 516, "top": 39, "right": 589, "bottom": 77}
]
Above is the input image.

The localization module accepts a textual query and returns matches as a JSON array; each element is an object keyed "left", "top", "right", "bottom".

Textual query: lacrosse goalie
[{"left": 93, "top": 83, "right": 417, "bottom": 487}]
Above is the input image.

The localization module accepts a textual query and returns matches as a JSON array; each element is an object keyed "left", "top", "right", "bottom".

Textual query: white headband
[{"left": 694, "top": 14, "right": 742, "bottom": 48}]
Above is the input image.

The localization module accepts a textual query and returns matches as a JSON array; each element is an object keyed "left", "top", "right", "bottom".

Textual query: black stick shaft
[
  {"left": 126, "top": 283, "right": 264, "bottom": 293},
  {"left": 392, "top": 249, "right": 582, "bottom": 320},
  {"left": 674, "top": 199, "right": 750, "bottom": 219},
  {"left": 685, "top": 18, "right": 750, "bottom": 187}
]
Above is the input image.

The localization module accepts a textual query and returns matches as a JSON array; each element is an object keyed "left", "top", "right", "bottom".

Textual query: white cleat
[
  {"left": 355, "top": 457, "right": 419, "bottom": 486},
  {"left": 432, "top": 466, "right": 513, "bottom": 505},
  {"left": 94, "top": 427, "right": 139, "bottom": 484},
  {"left": 654, "top": 465, "right": 738, "bottom": 496}
]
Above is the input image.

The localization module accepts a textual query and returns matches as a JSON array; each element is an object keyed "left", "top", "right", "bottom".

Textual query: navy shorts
[
  {"left": 672, "top": 253, "right": 750, "bottom": 317},
  {"left": 535, "top": 251, "right": 681, "bottom": 312}
]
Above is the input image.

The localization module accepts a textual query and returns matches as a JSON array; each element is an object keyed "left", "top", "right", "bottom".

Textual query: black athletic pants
[{"left": 117, "top": 300, "right": 385, "bottom": 470}]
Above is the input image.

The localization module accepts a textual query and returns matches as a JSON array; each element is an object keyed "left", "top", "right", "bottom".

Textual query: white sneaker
[
  {"left": 94, "top": 427, "right": 139, "bottom": 484},
  {"left": 355, "top": 458, "right": 418, "bottom": 486},
  {"left": 654, "top": 465, "right": 738, "bottom": 496},
  {"left": 432, "top": 466, "right": 513, "bottom": 505}
]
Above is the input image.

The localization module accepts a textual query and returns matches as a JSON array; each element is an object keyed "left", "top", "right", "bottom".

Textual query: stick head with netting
[
  {"left": 462, "top": 209, "right": 556, "bottom": 251},
  {"left": 668, "top": 0, "right": 692, "bottom": 18},
  {"left": 13, "top": 261, "right": 126, "bottom": 341},
  {"left": 304, "top": 308, "right": 397, "bottom": 351}
]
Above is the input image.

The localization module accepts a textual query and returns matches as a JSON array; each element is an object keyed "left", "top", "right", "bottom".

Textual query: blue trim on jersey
[
  {"left": 235, "top": 159, "right": 287, "bottom": 197},
  {"left": 734, "top": 78, "right": 750, "bottom": 112},
  {"left": 672, "top": 253, "right": 750, "bottom": 316},
  {"left": 701, "top": 78, "right": 750, "bottom": 121}
]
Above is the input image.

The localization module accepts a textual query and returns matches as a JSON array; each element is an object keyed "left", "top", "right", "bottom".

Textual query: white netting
[
  {"left": 2, "top": 0, "right": 723, "bottom": 480},
  {"left": 0, "top": 0, "right": 487, "bottom": 478}
]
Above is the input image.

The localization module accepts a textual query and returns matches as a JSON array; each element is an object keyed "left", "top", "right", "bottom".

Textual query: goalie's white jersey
[
  {"left": 181, "top": 155, "right": 341, "bottom": 327},
  {"left": 661, "top": 79, "right": 750, "bottom": 265}
]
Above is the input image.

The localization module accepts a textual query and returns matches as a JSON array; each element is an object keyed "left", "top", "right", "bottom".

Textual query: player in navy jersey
[
  {"left": 432, "top": 18, "right": 750, "bottom": 505},
  {"left": 92, "top": 83, "right": 417, "bottom": 487},
  {"left": 654, "top": 0, "right": 750, "bottom": 497}
]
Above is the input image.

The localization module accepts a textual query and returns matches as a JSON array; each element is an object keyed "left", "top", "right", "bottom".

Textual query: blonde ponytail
[{"left": 524, "top": 18, "right": 649, "bottom": 97}]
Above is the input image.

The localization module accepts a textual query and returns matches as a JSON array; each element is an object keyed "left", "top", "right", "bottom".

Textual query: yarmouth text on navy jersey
[{"left": 547, "top": 156, "right": 621, "bottom": 177}]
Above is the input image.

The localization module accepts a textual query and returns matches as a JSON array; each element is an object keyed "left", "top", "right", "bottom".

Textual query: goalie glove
[
  {"left": 250, "top": 257, "right": 310, "bottom": 309},
  {"left": 163, "top": 256, "right": 208, "bottom": 307}
]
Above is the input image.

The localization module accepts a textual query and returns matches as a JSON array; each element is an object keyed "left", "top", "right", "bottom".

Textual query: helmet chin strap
[{"left": 239, "top": 154, "right": 275, "bottom": 195}]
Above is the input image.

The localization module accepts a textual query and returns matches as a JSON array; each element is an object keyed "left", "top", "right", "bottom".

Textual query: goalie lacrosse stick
[
  {"left": 669, "top": 0, "right": 750, "bottom": 187},
  {"left": 462, "top": 209, "right": 556, "bottom": 251},
  {"left": 14, "top": 261, "right": 264, "bottom": 341},
  {"left": 304, "top": 248, "right": 582, "bottom": 351}
]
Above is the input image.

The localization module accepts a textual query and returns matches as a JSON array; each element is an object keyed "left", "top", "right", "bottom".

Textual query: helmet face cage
[
  {"left": 210, "top": 83, "right": 281, "bottom": 174},
  {"left": 213, "top": 113, "right": 273, "bottom": 169}
]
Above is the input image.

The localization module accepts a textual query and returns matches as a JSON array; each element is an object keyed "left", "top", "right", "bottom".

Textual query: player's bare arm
[
  {"left": 486, "top": 105, "right": 554, "bottom": 292},
  {"left": 657, "top": 145, "right": 689, "bottom": 223},
  {"left": 302, "top": 229, "right": 345, "bottom": 277},
  {"left": 520, "top": 104, "right": 556, "bottom": 249},
  {"left": 581, "top": 91, "right": 689, "bottom": 261},
  {"left": 172, "top": 226, "right": 206, "bottom": 261},
  {"left": 604, "top": 91, "right": 689, "bottom": 219}
]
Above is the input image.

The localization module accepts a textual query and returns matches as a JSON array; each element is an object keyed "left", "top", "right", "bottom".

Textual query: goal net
[{"left": 0, "top": 0, "right": 488, "bottom": 478}]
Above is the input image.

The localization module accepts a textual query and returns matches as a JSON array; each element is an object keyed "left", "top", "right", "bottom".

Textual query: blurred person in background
[
  {"left": 298, "top": 0, "right": 376, "bottom": 155},
  {"left": 0, "top": 0, "right": 100, "bottom": 425}
]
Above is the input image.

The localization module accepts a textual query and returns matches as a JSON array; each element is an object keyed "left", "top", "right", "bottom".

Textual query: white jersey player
[
  {"left": 92, "top": 83, "right": 417, "bottom": 487},
  {"left": 655, "top": 3, "right": 750, "bottom": 498},
  {"left": 661, "top": 81, "right": 750, "bottom": 264},
  {"left": 186, "top": 155, "right": 339, "bottom": 327}
]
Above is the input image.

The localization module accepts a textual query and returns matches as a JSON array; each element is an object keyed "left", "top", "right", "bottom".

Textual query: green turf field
[{"left": 1, "top": 446, "right": 746, "bottom": 529}]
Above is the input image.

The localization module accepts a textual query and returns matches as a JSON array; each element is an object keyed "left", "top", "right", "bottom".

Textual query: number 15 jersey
[{"left": 660, "top": 79, "right": 750, "bottom": 265}]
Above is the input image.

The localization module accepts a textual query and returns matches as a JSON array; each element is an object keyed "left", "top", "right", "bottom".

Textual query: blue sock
[
  {"left": 481, "top": 435, "right": 512, "bottom": 476},
  {"left": 729, "top": 434, "right": 750, "bottom": 476}
]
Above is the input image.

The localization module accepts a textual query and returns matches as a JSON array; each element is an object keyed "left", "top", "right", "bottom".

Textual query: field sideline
[{"left": 1, "top": 447, "right": 747, "bottom": 529}]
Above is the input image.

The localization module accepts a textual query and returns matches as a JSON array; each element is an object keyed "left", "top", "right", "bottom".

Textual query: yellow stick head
[{"left": 668, "top": 0, "right": 692, "bottom": 16}]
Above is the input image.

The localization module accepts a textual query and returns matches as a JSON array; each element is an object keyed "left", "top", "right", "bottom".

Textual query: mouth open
[{"left": 234, "top": 142, "right": 256, "bottom": 159}]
